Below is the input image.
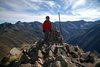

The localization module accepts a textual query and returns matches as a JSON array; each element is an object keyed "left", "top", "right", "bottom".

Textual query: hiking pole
[{"left": 58, "top": 12, "right": 62, "bottom": 34}]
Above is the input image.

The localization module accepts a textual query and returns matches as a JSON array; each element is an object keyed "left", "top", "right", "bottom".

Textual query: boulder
[
  {"left": 85, "top": 52, "right": 96, "bottom": 63},
  {"left": 38, "top": 50, "right": 43, "bottom": 58},
  {"left": 52, "top": 61, "right": 62, "bottom": 67},
  {"left": 35, "top": 61, "right": 42, "bottom": 67},
  {"left": 19, "top": 63, "right": 33, "bottom": 67},
  {"left": 56, "top": 55, "right": 69, "bottom": 67},
  {"left": 95, "top": 62, "right": 100, "bottom": 67},
  {"left": 35, "top": 58, "right": 43, "bottom": 67},
  {"left": 70, "top": 52, "right": 79, "bottom": 58},
  {"left": 10, "top": 47, "right": 22, "bottom": 56}
]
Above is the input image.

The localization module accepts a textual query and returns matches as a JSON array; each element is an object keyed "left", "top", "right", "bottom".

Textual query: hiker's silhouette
[{"left": 43, "top": 16, "right": 52, "bottom": 44}]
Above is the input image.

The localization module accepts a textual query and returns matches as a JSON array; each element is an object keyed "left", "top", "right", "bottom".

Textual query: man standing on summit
[{"left": 43, "top": 16, "right": 52, "bottom": 44}]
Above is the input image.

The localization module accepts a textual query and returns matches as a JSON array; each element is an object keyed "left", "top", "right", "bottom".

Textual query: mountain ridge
[{"left": 0, "top": 20, "right": 100, "bottom": 59}]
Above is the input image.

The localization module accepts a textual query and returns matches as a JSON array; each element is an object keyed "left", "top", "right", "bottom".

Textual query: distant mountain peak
[{"left": 16, "top": 21, "right": 23, "bottom": 25}]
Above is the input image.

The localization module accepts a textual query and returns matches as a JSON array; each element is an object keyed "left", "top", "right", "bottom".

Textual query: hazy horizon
[{"left": 1, "top": 19, "right": 100, "bottom": 25}]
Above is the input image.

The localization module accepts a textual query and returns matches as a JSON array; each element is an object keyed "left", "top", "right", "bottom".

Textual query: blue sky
[{"left": 0, "top": 0, "right": 100, "bottom": 23}]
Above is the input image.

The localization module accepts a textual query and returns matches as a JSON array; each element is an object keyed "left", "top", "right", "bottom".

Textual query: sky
[{"left": 0, "top": 0, "right": 100, "bottom": 23}]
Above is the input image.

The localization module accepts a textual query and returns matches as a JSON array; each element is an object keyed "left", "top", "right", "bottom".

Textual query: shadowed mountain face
[
  {"left": 0, "top": 21, "right": 43, "bottom": 59},
  {"left": 68, "top": 24, "right": 100, "bottom": 52},
  {"left": 54, "top": 20, "right": 100, "bottom": 52},
  {"left": 55, "top": 20, "right": 100, "bottom": 52},
  {"left": 54, "top": 20, "right": 100, "bottom": 41},
  {"left": 0, "top": 20, "right": 100, "bottom": 59}
]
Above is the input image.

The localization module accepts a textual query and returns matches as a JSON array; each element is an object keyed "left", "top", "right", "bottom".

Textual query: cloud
[
  {"left": 0, "top": 0, "right": 100, "bottom": 23},
  {"left": 72, "top": 0, "right": 86, "bottom": 9},
  {"left": 0, "top": 0, "right": 42, "bottom": 12},
  {"left": 73, "top": 9, "right": 100, "bottom": 20},
  {"left": 46, "top": 1, "right": 55, "bottom": 8},
  {"left": 0, "top": 7, "right": 6, "bottom": 11},
  {"left": 0, "top": 10, "right": 81, "bottom": 23},
  {"left": 0, "top": 11, "right": 44, "bottom": 22}
]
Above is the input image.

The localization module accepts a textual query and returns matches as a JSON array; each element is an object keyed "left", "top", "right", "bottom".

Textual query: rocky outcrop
[{"left": 0, "top": 30, "right": 100, "bottom": 67}]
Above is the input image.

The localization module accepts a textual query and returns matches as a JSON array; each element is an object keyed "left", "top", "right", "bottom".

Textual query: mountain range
[
  {"left": 0, "top": 20, "right": 100, "bottom": 59},
  {"left": 0, "top": 21, "right": 43, "bottom": 59},
  {"left": 54, "top": 20, "right": 100, "bottom": 52}
]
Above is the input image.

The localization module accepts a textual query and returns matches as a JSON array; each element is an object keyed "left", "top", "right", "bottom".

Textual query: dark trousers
[{"left": 43, "top": 31, "right": 51, "bottom": 44}]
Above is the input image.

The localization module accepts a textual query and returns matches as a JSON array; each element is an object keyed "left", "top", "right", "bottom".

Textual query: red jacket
[{"left": 43, "top": 20, "right": 52, "bottom": 31}]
